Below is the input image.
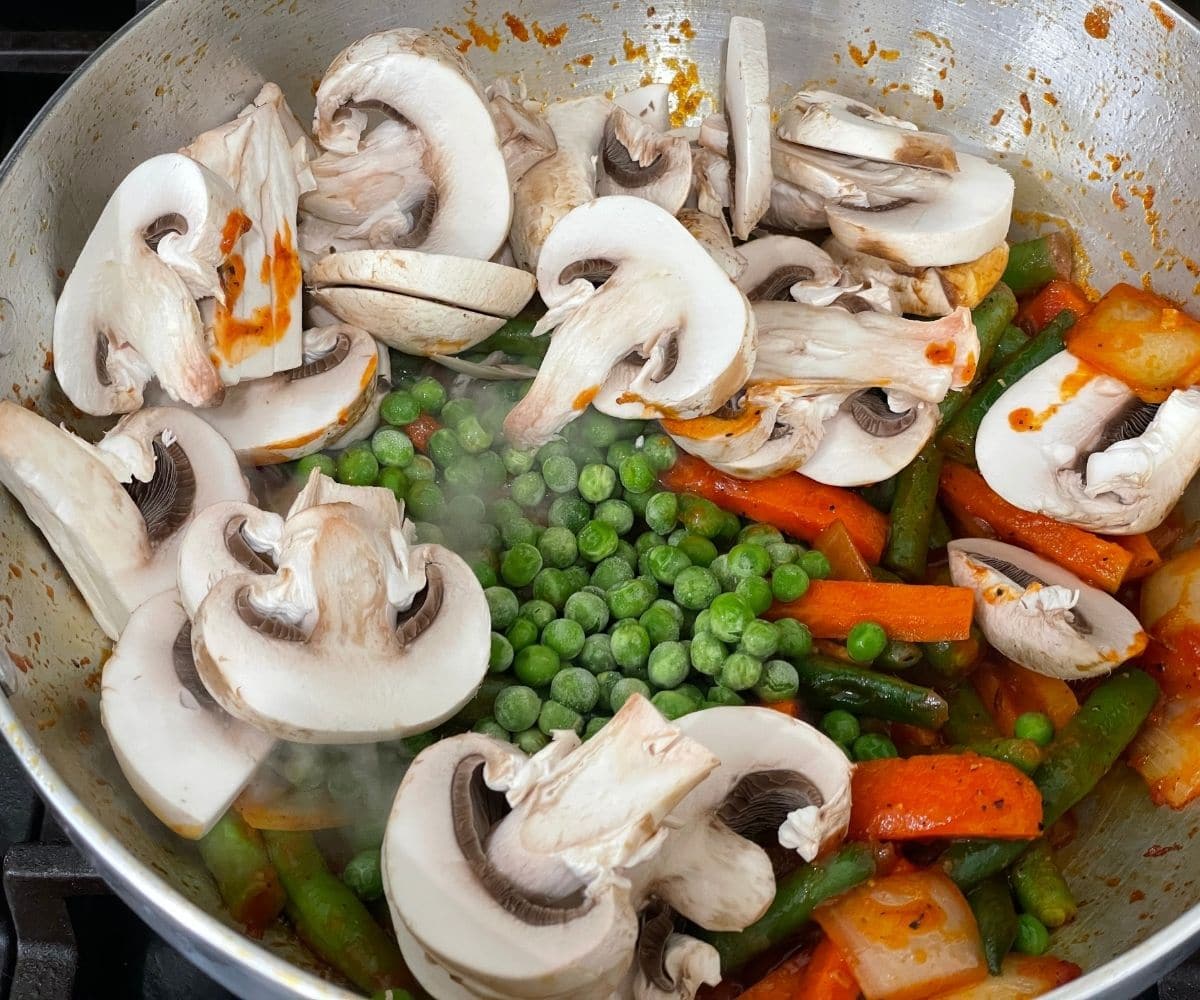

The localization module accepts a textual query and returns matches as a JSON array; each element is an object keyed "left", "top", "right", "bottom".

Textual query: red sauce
[{"left": 212, "top": 220, "right": 301, "bottom": 367}]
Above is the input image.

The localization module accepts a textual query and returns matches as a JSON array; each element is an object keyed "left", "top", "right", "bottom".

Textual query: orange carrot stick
[
  {"left": 1016, "top": 279, "right": 1092, "bottom": 334},
  {"left": 814, "top": 519, "right": 873, "bottom": 582},
  {"left": 971, "top": 661, "right": 1079, "bottom": 736},
  {"left": 848, "top": 753, "right": 1043, "bottom": 840},
  {"left": 740, "top": 936, "right": 859, "bottom": 1000},
  {"left": 1108, "top": 532, "right": 1162, "bottom": 582},
  {"left": 659, "top": 454, "right": 889, "bottom": 564},
  {"left": 939, "top": 461, "right": 1133, "bottom": 593},
  {"left": 405, "top": 413, "right": 441, "bottom": 453},
  {"left": 762, "top": 698, "right": 802, "bottom": 717},
  {"left": 767, "top": 580, "right": 974, "bottom": 642}
]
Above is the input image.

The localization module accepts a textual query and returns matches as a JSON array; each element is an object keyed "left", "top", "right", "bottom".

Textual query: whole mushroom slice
[
  {"left": 948, "top": 538, "right": 1147, "bottom": 678},
  {"left": 184, "top": 83, "right": 310, "bottom": 384},
  {"left": 382, "top": 695, "right": 719, "bottom": 1000},
  {"left": 177, "top": 324, "right": 382, "bottom": 465},
  {"left": 191, "top": 497, "right": 487, "bottom": 743},
  {"left": 0, "top": 402, "right": 247, "bottom": 639},
  {"left": 310, "top": 250, "right": 535, "bottom": 357},
  {"left": 510, "top": 95, "right": 612, "bottom": 271},
  {"left": 976, "top": 350, "right": 1200, "bottom": 534},
  {"left": 725, "top": 17, "right": 773, "bottom": 239},
  {"left": 101, "top": 591, "right": 275, "bottom": 839},
  {"left": 735, "top": 235, "right": 842, "bottom": 303},
  {"left": 597, "top": 107, "right": 693, "bottom": 215},
  {"left": 313, "top": 29, "right": 511, "bottom": 260},
  {"left": 504, "top": 196, "right": 755, "bottom": 446},
  {"left": 675, "top": 209, "right": 746, "bottom": 280},
  {"left": 616, "top": 83, "right": 671, "bottom": 133},
  {"left": 776, "top": 91, "right": 959, "bottom": 171},
  {"left": 53, "top": 154, "right": 237, "bottom": 415},
  {"left": 752, "top": 301, "right": 979, "bottom": 404},
  {"left": 825, "top": 238, "right": 1010, "bottom": 316}
]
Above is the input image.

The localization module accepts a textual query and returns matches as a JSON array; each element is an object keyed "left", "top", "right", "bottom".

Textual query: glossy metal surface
[{"left": 0, "top": 0, "right": 1197, "bottom": 996}]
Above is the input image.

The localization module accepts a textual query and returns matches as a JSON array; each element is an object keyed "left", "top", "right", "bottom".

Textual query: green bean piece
[
  {"left": 923, "top": 627, "right": 985, "bottom": 679},
  {"left": 473, "top": 313, "right": 546, "bottom": 359},
  {"left": 883, "top": 441, "right": 944, "bottom": 581},
  {"left": 939, "top": 312, "right": 1074, "bottom": 467},
  {"left": 1001, "top": 233, "right": 1073, "bottom": 295},
  {"left": 703, "top": 843, "right": 877, "bottom": 972},
  {"left": 928, "top": 506, "right": 953, "bottom": 551},
  {"left": 964, "top": 737, "right": 1043, "bottom": 776},
  {"left": 989, "top": 324, "right": 1030, "bottom": 375},
  {"left": 943, "top": 669, "right": 1159, "bottom": 890},
  {"left": 945, "top": 685, "right": 999, "bottom": 744},
  {"left": 197, "top": 812, "right": 287, "bottom": 935},
  {"left": 1010, "top": 841, "right": 1078, "bottom": 929},
  {"left": 938, "top": 284, "right": 1019, "bottom": 425},
  {"left": 1014, "top": 914, "right": 1051, "bottom": 955},
  {"left": 794, "top": 656, "right": 949, "bottom": 728},
  {"left": 876, "top": 639, "right": 923, "bottom": 672},
  {"left": 969, "top": 877, "right": 1020, "bottom": 975},
  {"left": 262, "top": 831, "right": 411, "bottom": 994},
  {"left": 860, "top": 475, "right": 898, "bottom": 514}
]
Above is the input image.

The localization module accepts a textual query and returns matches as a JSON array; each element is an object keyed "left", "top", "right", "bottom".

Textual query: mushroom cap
[
  {"left": 976, "top": 350, "right": 1200, "bottom": 534},
  {"left": 323, "top": 337, "right": 390, "bottom": 449},
  {"left": 776, "top": 91, "right": 959, "bottom": 171},
  {"left": 510, "top": 95, "right": 613, "bottom": 272},
  {"left": 0, "top": 402, "right": 247, "bottom": 639},
  {"left": 53, "top": 154, "right": 235, "bottom": 415},
  {"left": 313, "top": 29, "right": 511, "bottom": 260},
  {"left": 799, "top": 394, "right": 938, "bottom": 486},
  {"left": 735, "top": 235, "right": 842, "bottom": 303},
  {"left": 824, "top": 150, "right": 1015, "bottom": 267},
  {"left": 597, "top": 107, "right": 693, "bottom": 215},
  {"left": 725, "top": 17, "right": 773, "bottom": 239},
  {"left": 675, "top": 209, "right": 746, "bottom": 280},
  {"left": 191, "top": 500, "right": 488, "bottom": 743},
  {"left": 177, "top": 501, "right": 282, "bottom": 619},
  {"left": 948, "top": 538, "right": 1147, "bottom": 678},
  {"left": 615, "top": 83, "right": 671, "bottom": 133},
  {"left": 182, "top": 324, "right": 381, "bottom": 465},
  {"left": 100, "top": 590, "right": 275, "bottom": 840},
  {"left": 504, "top": 196, "right": 756, "bottom": 446}
]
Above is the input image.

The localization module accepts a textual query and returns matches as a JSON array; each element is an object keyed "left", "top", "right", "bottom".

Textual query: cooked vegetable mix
[{"left": 2, "top": 9, "right": 1197, "bottom": 999}]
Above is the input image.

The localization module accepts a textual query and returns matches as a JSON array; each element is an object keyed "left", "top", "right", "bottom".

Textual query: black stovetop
[{"left": 3, "top": 3, "right": 1200, "bottom": 998}]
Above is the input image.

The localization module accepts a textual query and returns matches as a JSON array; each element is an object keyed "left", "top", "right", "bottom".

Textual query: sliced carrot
[
  {"left": 815, "top": 519, "right": 874, "bottom": 582},
  {"left": 405, "top": 413, "right": 441, "bottom": 453},
  {"left": 814, "top": 638, "right": 857, "bottom": 663},
  {"left": 848, "top": 753, "right": 1043, "bottom": 840},
  {"left": 660, "top": 454, "right": 889, "bottom": 564},
  {"left": 1108, "top": 532, "right": 1162, "bottom": 582},
  {"left": 762, "top": 698, "right": 801, "bottom": 717},
  {"left": 741, "top": 936, "right": 859, "bottom": 1000},
  {"left": 767, "top": 580, "right": 974, "bottom": 642},
  {"left": 971, "top": 661, "right": 1079, "bottom": 736},
  {"left": 1016, "top": 278, "right": 1092, "bottom": 334},
  {"left": 939, "top": 461, "right": 1133, "bottom": 593},
  {"left": 891, "top": 722, "right": 943, "bottom": 754}
]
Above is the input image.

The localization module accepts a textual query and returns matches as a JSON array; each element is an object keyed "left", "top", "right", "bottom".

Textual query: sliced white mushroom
[
  {"left": 752, "top": 300, "right": 979, "bottom": 403},
  {"left": 948, "top": 538, "right": 1147, "bottom": 678},
  {"left": 176, "top": 501, "right": 281, "bottom": 619},
  {"left": 776, "top": 91, "right": 958, "bottom": 171},
  {"left": 100, "top": 590, "right": 275, "bottom": 839},
  {"left": 675, "top": 209, "right": 746, "bottom": 280},
  {"left": 312, "top": 29, "right": 511, "bottom": 260},
  {"left": 631, "top": 927, "right": 720, "bottom": 1000},
  {"left": 976, "top": 351, "right": 1200, "bottom": 534},
  {"left": 183, "top": 83, "right": 310, "bottom": 384},
  {"left": 616, "top": 83, "right": 671, "bottom": 133},
  {"left": 510, "top": 95, "right": 613, "bottom": 271},
  {"left": 724, "top": 17, "right": 772, "bottom": 239},
  {"left": 486, "top": 78, "right": 558, "bottom": 187},
  {"left": 760, "top": 177, "right": 829, "bottom": 233},
  {"left": 735, "top": 235, "right": 842, "bottom": 303},
  {"left": 309, "top": 249, "right": 534, "bottom": 356},
  {"left": 598, "top": 107, "right": 692, "bottom": 214},
  {"left": 0, "top": 402, "right": 247, "bottom": 639},
  {"left": 692, "top": 144, "right": 828, "bottom": 234},
  {"left": 191, "top": 491, "right": 487, "bottom": 742},
  {"left": 504, "top": 197, "right": 755, "bottom": 445},
  {"left": 382, "top": 695, "right": 719, "bottom": 1000},
  {"left": 53, "top": 154, "right": 237, "bottom": 415},
  {"left": 690, "top": 146, "right": 732, "bottom": 219},
  {"left": 322, "top": 336, "right": 390, "bottom": 449}
]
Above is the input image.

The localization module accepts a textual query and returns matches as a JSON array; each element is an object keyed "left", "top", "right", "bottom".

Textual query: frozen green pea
[
  {"left": 579, "top": 463, "right": 617, "bottom": 503},
  {"left": 410, "top": 377, "right": 447, "bottom": 413},
  {"left": 472, "top": 559, "right": 499, "bottom": 589},
  {"left": 501, "top": 445, "right": 536, "bottom": 476},
  {"left": 476, "top": 450, "right": 508, "bottom": 489},
  {"left": 501, "top": 543, "right": 543, "bottom": 587},
  {"left": 550, "top": 666, "right": 600, "bottom": 714},
  {"left": 370, "top": 427, "right": 415, "bottom": 469},
  {"left": 514, "top": 728, "right": 549, "bottom": 755},
  {"left": 611, "top": 621, "right": 651, "bottom": 671},
  {"left": 376, "top": 466, "right": 408, "bottom": 501},
  {"left": 640, "top": 604, "right": 682, "bottom": 646},
  {"left": 708, "top": 593, "right": 755, "bottom": 644},
  {"left": 505, "top": 617, "right": 539, "bottom": 653},
  {"left": 565, "top": 591, "right": 610, "bottom": 634},
  {"left": 624, "top": 486, "right": 652, "bottom": 518},
  {"left": 336, "top": 447, "right": 379, "bottom": 486},
  {"left": 799, "top": 549, "right": 832, "bottom": 580},
  {"left": 580, "top": 634, "right": 617, "bottom": 674},
  {"left": 405, "top": 481, "right": 443, "bottom": 521},
  {"left": 771, "top": 563, "right": 810, "bottom": 603},
  {"left": 541, "top": 454, "right": 579, "bottom": 494},
  {"left": 547, "top": 494, "right": 591, "bottom": 532},
  {"left": 754, "top": 659, "right": 800, "bottom": 702},
  {"left": 644, "top": 491, "right": 679, "bottom": 535},
  {"left": 675, "top": 533, "right": 718, "bottom": 568},
  {"left": 651, "top": 689, "right": 694, "bottom": 720},
  {"left": 494, "top": 685, "right": 541, "bottom": 732},
  {"left": 607, "top": 578, "right": 658, "bottom": 620},
  {"left": 609, "top": 677, "right": 652, "bottom": 713},
  {"left": 648, "top": 642, "right": 690, "bottom": 689},
  {"left": 736, "top": 575, "right": 773, "bottom": 616},
  {"left": 579, "top": 409, "right": 622, "bottom": 448},
  {"left": 775, "top": 618, "right": 813, "bottom": 660},
  {"left": 578, "top": 519, "right": 619, "bottom": 562},
  {"left": 618, "top": 453, "right": 655, "bottom": 494},
  {"left": 542, "top": 618, "right": 586, "bottom": 660},
  {"left": 673, "top": 566, "right": 721, "bottom": 610},
  {"left": 538, "top": 700, "right": 583, "bottom": 736},
  {"left": 531, "top": 569, "right": 570, "bottom": 609},
  {"left": 413, "top": 521, "right": 444, "bottom": 545},
  {"left": 295, "top": 453, "right": 336, "bottom": 481},
  {"left": 500, "top": 517, "right": 540, "bottom": 548},
  {"left": 614, "top": 539, "right": 638, "bottom": 569},
  {"left": 591, "top": 556, "right": 634, "bottom": 591},
  {"left": 472, "top": 718, "right": 510, "bottom": 743},
  {"left": 489, "top": 633, "right": 514, "bottom": 673},
  {"left": 518, "top": 598, "right": 557, "bottom": 630},
  {"left": 426, "top": 428, "right": 462, "bottom": 468},
  {"left": 705, "top": 685, "right": 745, "bottom": 708},
  {"left": 641, "top": 433, "right": 677, "bottom": 471},
  {"left": 510, "top": 471, "right": 546, "bottom": 508},
  {"left": 766, "top": 541, "right": 800, "bottom": 568},
  {"left": 406, "top": 454, "right": 436, "bottom": 483},
  {"left": 341, "top": 849, "right": 385, "bottom": 901},
  {"left": 635, "top": 530, "right": 667, "bottom": 556},
  {"left": 606, "top": 440, "right": 637, "bottom": 467},
  {"left": 680, "top": 497, "right": 724, "bottom": 539},
  {"left": 719, "top": 652, "right": 763, "bottom": 691},
  {"left": 440, "top": 398, "right": 475, "bottom": 427},
  {"left": 583, "top": 716, "right": 610, "bottom": 740},
  {"left": 645, "top": 545, "right": 691, "bottom": 586},
  {"left": 455, "top": 416, "right": 493, "bottom": 454},
  {"left": 739, "top": 523, "right": 784, "bottom": 547},
  {"left": 595, "top": 499, "right": 634, "bottom": 536},
  {"left": 728, "top": 543, "right": 772, "bottom": 579},
  {"left": 537, "top": 440, "right": 570, "bottom": 463},
  {"left": 514, "top": 644, "right": 561, "bottom": 687},
  {"left": 442, "top": 456, "right": 484, "bottom": 495},
  {"left": 739, "top": 619, "right": 779, "bottom": 660},
  {"left": 380, "top": 389, "right": 421, "bottom": 426},
  {"left": 561, "top": 565, "right": 590, "bottom": 596},
  {"left": 537, "top": 526, "right": 578, "bottom": 569},
  {"left": 690, "top": 631, "right": 728, "bottom": 676}
]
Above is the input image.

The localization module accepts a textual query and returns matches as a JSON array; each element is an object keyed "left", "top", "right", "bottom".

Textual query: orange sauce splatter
[
  {"left": 1019, "top": 93, "right": 1032, "bottom": 114},
  {"left": 572, "top": 386, "right": 599, "bottom": 410},
  {"left": 1022, "top": 118, "right": 1033, "bottom": 136},
  {"left": 1122, "top": 250, "right": 1138, "bottom": 269},
  {"left": 466, "top": 18, "right": 501, "bottom": 52},
  {"left": 622, "top": 32, "right": 648, "bottom": 60},
  {"left": 879, "top": 48, "right": 900, "bottom": 61},
  {"left": 212, "top": 220, "right": 301, "bottom": 367},
  {"left": 925, "top": 341, "right": 956, "bottom": 365},
  {"left": 7, "top": 650, "right": 30, "bottom": 674},
  {"left": 1112, "top": 186, "right": 1129, "bottom": 210},
  {"left": 220, "top": 209, "right": 251, "bottom": 256},
  {"left": 932, "top": 89, "right": 945, "bottom": 110},
  {"left": 1150, "top": 2, "right": 1176, "bottom": 31},
  {"left": 661, "top": 405, "right": 765, "bottom": 441},
  {"left": 913, "top": 30, "right": 951, "bottom": 48},
  {"left": 1084, "top": 5, "right": 1111, "bottom": 39},
  {"left": 848, "top": 40, "right": 878, "bottom": 67},
  {"left": 1043, "top": 91, "right": 1059, "bottom": 106},
  {"left": 441, "top": 26, "right": 472, "bottom": 53},
  {"left": 1008, "top": 363, "right": 1095, "bottom": 431},
  {"left": 990, "top": 108, "right": 1005, "bottom": 125},
  {"left": 665, "top": 58, "right": 707, "bottom": 126},
  {"left": 503, "top": 12, "right": 530, "bottom": 41},
  {"left": 678, "top": 18, "right": 695, "bottom": 39},
  {"left": 533, "top": 20, "right": 569, "bottom": 47},
  {"left": 575, "top": 53, "right": 594, "bottom": 67}
]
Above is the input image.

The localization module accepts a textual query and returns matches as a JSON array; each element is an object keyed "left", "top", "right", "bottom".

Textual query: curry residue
[
  {"left": 503, "top": 12, "right": 530, "bottom": 41},
  {"left": 622, "top": 32, "right": 648, "bottom": 61},
  {"left": 220, "top": 209, "right": 252, "bottom": 256},
  {"left": 572, "top": 386, "right": 600, "bottom": 410},
  {"left": 1150, "top": 1, "right": 1176, "bottom": 31},
  {"left": 848, "top": 40, "right": 878, "bottom": 67},
  {"left": 661, "top": 406, "right": 765, "bottom": 441},
  {"left": 533, "top": 20, "right": 569, "bottom": 47},
  {"left": 213, "top": 220, "right": 301, "bottom": 367},
  {"left": 1084, "top": 5, "right": 1111, "bottom": 39},
  {"left": 925, "top": 341, "right": 956, "bottom": 366},
  {"left": 466, "top": 18, "right": 501, "bottom": 52}
]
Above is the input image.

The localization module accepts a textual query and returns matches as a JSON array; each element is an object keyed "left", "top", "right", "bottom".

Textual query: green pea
[
  {"left": 547, "top": 494, "right": 591, "bottom": 532},
  {"left": 402, "top": 732, "right": 437, "bottom": 755},
  {"left": 539, "top": 454, "right": 578, "bottom": 494},
  {"left": 376, "top": 466, "right": 409, "bottom": 500},
  {"left": 651, "top": 689, "right": 694, "bottom": 720},
  {"left": 532, "top": 570, "right": 573, "bottom": 611},
  {"left": 705, "top": 684, "right": 745, "bottom": 707},
  {"left": 561, "top": 565, "right": 590, "bottom": 596},
  {"left": 455, "top": 416, "right": 493, "bottom": 454},
  {"left": 709, "top": 554, "right": 735, "bottom": 592},
  {"left": 689, "top": 631, "right": 728, "bottom": 676},
  {"left": 618, "top": 453, "right": 655, "bottom": 494},
  {"left": 494, "top": 685, "right": 541, "bottom": 732},
  {"left": 510, "top": 470, "right": 546, "bottom": 508},
  {"left": 410, "top": 376, "right": 447, "bottom": 413},
  {"left": 439, "top": 398, "right": 474, "bottom": 428},
  {"left": 569, "top": 442, "right": 606, "bottom": 469},
  {"left": 739, "top": 523, "right": 784, "bottom": 547},
  {"left": 610, "top": 677, "right": 652, "bottom": 713},
  {"left": 640, "top": 604, "right": 681, "bottom": 646},
  {"left": 766, "top": 541, "right": 801, "bottom": 568},
  {"left": 550, "top": 666, "right": 600, "bottom": 714},
  {"left": 486, "top": 592, "right": 519, "bottom": 636},
  {"left": 647, "top": 642, "right": 690, "bottom": 689},
  {"left": 406, "top": 454, "right": 436, "bottom": 483},
  {"left": 518, "top": 599, "right": 557, "bottom": 630},
  {"left": 341, "top": 849, "right": 385, "bottom": 902},
  {"left": 380, "top": 389, "right": 421, "bottom": 426},
  {"left": 471, "top": 559, "right": 499, "bottom": 589},
  {"left": 413, "top": 521, "right": 444, "bottom": 545},
  {"left": 578, "top": 519, "right": 620, "bottom": 562},
  {"left": 852, "top": 733, "right": 899, "bottom": 761},
  {"left": 771, "top": 563, "right": 810, "bottom": 603},
  {"left": 775, "top": 618, "right": 814, "bottom": 660},
  {"left": 644, "top": 491, "right": 679, "bottom": 535},
  {"left": 614, "top": 539, "right": 639, "bottom": 569},
  {"left": 501, "top": 543, "right": 543, "bottom": 587},
  {"left": 577, "top": 409, "right": 620, "bottom": 448},
  {"left": 675, "top": 533, "right": 718, "bottom": 568},
  {"left": 1014, "top": 711, "right": 1055, "bottom": 747},
  {"left": 708, "top": 593, "right": 755, "bottom": 644},
  {"left": 535, "top": 526, "right": 577, "bottom": 570},
  {"left": 876, "top": 639, "right": 923, "bottom": 672},
  {"left": 606, "top": 439, "right": 637, "bottom": 468},
  {"left": 645, "top": 545, "right": 691, "bottom": 586},
  {"left": 501, "top": 445, "right": 536, "bottom": 476},
  {"left": 607, "top": 578, "right": 658, "bottom": 620},
  {"left": 692, "top": 608, "right": 712, "bottom": 635},
  {"left": 578, "top": 463, "right": 617, "bottom": 503},
  {"left": 294, "top": 453, "right": 336, "bottom": 482},
  {"left": 442, "top": 456, "right": 483, "bottom": 496},
  {"left": 580, "top": 634, "right": 617, "bottom": 674},
  {"left": 739, "top": 619, "right": 779, "bottom": 660},
  {"left": 728, "top": 543, "right": 772, "bottom": 579},
  {"left": 490, "top": 497, "right": 522, "bottom": 526},
  {"left": 542, "top": 618, "right": 586, "bottom": 660},
  {"left": 847, "top": 621, "right": 888, "bottom": 663},
  {"left": 595, "top": 499, "right": 635, "bottom": 536},
  {"left": 536, "top": 440, "right": 569, "bottom": 462},
  {"left": 565, "top": 591, "right": 610, "bottom": 634},
  {"left": 591, "top": 556, "right": 635, "bottom": 590},
  {"left": 505, "top": 617, "right": 539, "bottom": 653},
  {"left": 595, "top": 669, "right": 622, "bottom": 703},
  {"left": 641, "top": 433, "right": 678, "bottom": 471},
  {"left": 719, "top": 652, "right": 763, "bottom": 691},
  {"left": 735, "top": 575, "right": 773, "bottom": 616},
  {"left": 680, "top": 496, "right": 724, "bottom": 538},
  {"left": 427, "top": 428, "right": 462, "bottom": 468},
  {"left": 538, "top": 699, "right": 583, "bottom": 736},
  {"left": 672, "top": 566, "right": 720, "bottom": 610},
  {"left": 799, "top": 549, "right": 832, "bottom": 580},
  {"left": 514, "top": 727, "right": 549, "bottom": 755},
  {"left": 821, "top": 710, "right": 861, "bottom": 745},
  {"left": 472, "top": 717, "right": 510, "bottom": 743},
  {"left": 923, "top": 628, "right": 985, "bottom": 676},
  {"left": 514, "top": 644, "right": 561, "bottom": 687},
  {"left": 1014, "top": 914, "right": 1051, "bottom": 956},
  {"left": 489, "top": 633, "right": 514, "bottom": 673},
  {"left": 611, "top": 621, "right": 651, "bottom": 671},
  {"left": 500, "top": 516, "right": 541, "bottom": 548},
  {"left": 583, "top": 716, "right": 610, "bottom": 740},
  {"left": 406, "top": 481, "right": 444, "bottom": 521},
  {"left": 716, "top": 512, "right": 742, "bottom": 543},
  {"left": 336, "top": 446, "right": 379, "bottom": 486},
  {"left": 754, "top": 659, "right": 800, "bottom": 702},
  {"left": 446, "top": 493, "right": 487, "bottom": 529}
]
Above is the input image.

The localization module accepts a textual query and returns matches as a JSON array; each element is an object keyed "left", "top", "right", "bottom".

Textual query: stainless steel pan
[{"left": 0, "top": 0, "right": 1198, "bottom": 996}]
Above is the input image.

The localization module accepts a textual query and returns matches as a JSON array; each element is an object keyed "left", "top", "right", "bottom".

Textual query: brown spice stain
[
  {"left": 82, "top": 669, "right": 102, "bottom": 693},
  {"left": 990, "top": 108, "right": 1005, "bottom": 126},
  {"left": 503, "top": 12, "right": 529, "bottom": 41},
  {"left": 1122, "top": 250, "right": 1138, "bottom": 269},
  {"left": 42, "top": 351, "right": 53, "bottom": 372},
  {"left": 1150, "top": 2, "right": 1176, "bottom": 31},
  {"left": 575, "top": 54, "right": 594, "bottom": 68},
  {"left": 848, "top": 39, "right": 878, "bottom": 67},
  {"left": 533, "top": 21, "right": 569, "bottom": 47},
  {"left": 1043, "top": 92, "right": 1059, "bottom": 106},
  {"left": 1145, "top": 842, "right": 1183, "bottom": 858},
  {"left": 932, "top": 89, "right": 944, "bottom": 110},
  {"left": 664, "top": 57, "right": 707, "bottom": 127},
  {"left": 7, "top": 564, "right": 20, "bottom": 579},
  {"left": 678, "top": 18, "right": 695, "bottom": 40},
  {"left": 1085, "top": 6, "right": 1111, "bottom": 39},
  {"left": 1130, "top": 889, "right": 1146, "bottom": 902},
  {"left": 913, "top": 30, "right": 951, "bottom": 48},
  {"left": 621, "top": 32, "right": 647, "bottom": 60},
  {"left": 7, "top": 649, "right": 30, "bottom": 674},
  {"left": 440, "top": 26, "right": 472, "bottom": 54},
  {"left": 1019, "top": 92, "right": 1032, "bottom": 114},
  {"left": 466, "top": 18, "right": 501, "bottom": 52},
  {"left": 1112, "top": 185, "right": 1129, "bottom": 210},
  {"left": 879, "top": 48, "right": 900, "bottom": 61},
  {"left": 1022, "top": 117, "right": 1033, "bottom": 136}
]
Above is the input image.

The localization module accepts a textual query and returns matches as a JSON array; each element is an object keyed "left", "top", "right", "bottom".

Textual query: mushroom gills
[
  {"left": 746, "top": 265, "right": 816, "bottom": 302},
  {"left": 173, "top": 623, "right": 218, "bottom": 709},
  {"left": 235, "top": 585, "right": 308, "bottom": 642},
  {"left": 717, "top": 769, "right": 824, "bottom": 842},
  {"left": 849, "top": 389, "right": 919, "bottom": 437},
  {"left": 123, "top": 437, "right": 196, "bottom": 544},
  {"left": 970, "top": 552, "right": 1093, "bottom": 635},
  {"left": 223, "top": 516, "right": 277, "bottom": 574},
  {"left": 636, "top": 901, "right": 678, "bottom": 992},
  {"left": 1089, "top": 399, "right": 1160, "bottom": 456}
]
